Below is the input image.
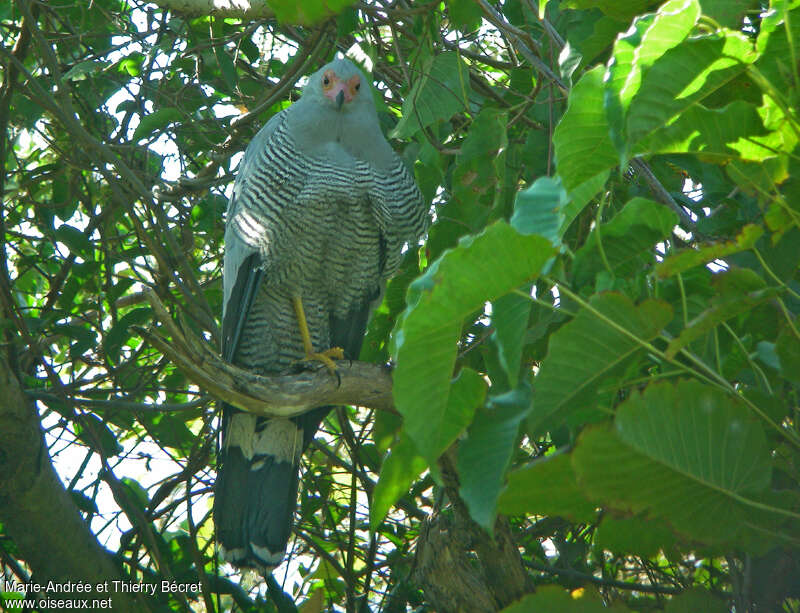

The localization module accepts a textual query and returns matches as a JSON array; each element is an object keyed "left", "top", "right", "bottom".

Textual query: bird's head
[
  {"left": 292, "top": 56, "right": 392, "bottom": 167},
  {"left": 304, "top": 58, "right": 371, "bottom": 113}
]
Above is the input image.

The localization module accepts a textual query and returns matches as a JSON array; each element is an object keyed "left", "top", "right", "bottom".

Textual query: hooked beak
[{"left": 336, "top": 89, "right": 345, "bottom": 109}]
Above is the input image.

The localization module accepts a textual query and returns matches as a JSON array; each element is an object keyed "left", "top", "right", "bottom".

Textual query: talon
[
  {"left": 301, "top": 346, "right": 344, "bottom": 375},
  {"left": 292, "top": 295, "right": 343, "bottom": 375}
]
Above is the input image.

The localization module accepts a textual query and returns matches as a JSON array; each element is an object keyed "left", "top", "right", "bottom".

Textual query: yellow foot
[{"left": 299, "top": 346, "right": 344, "bottom": 374}]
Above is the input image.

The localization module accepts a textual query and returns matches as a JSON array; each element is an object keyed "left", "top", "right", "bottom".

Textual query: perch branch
[{"left": 137, "top": 289, "right": 396, "bottom": 416}]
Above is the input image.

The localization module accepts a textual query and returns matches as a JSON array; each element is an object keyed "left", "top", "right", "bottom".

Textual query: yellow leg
[{"left": 292, "top": 295, "right": 344, "bottom": 373}]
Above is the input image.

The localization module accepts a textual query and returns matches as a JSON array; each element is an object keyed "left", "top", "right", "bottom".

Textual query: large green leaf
[
  {"left": 636, "top": 101, "right": 777, "bottom": 162},
  {"left": 268, "top": 0, "right": 355, "bottom": 24},
  {"left": 103, "top": 307, "right": 152, "bottom": 362},
  {"left": 75, "top": 414, "right": 123, "bottom": 457},
  {"left": 625, "top": 31, "right": 757, "bottom": 151},
  {"left": 776, "top": 327, "right": 800, "bottom": 384},
  {"left": 664, "top": 268, "right": 777, "bottom": 358},
  {"left": 573, "top": 197, "right": 678, "bottom": 285},
  {"left": 392, "top": 52, "right": 471, "bottom": 139},
  {"left": 665, "top": 588, "right": 728, "bottom": 613},
  {"left": 498, "top": 452, "right": 597, "bottom": 522},
  {"left": 491, "top": 291, "right": 532, "bottom": 388},
  {"left": 754, "top": 2, "right": 800, "bottom": 93},
  {"left": 655, "top": 223, "right": 763, "bottom": 278},
  {"left": 553, "top": 66, "right": 617, "bottom": 193},
  {"left": 604, "top": 0, "right": 700, "bottom": 158},
  {"left": 370, "top": 434, "right": 427, "bottom": 531},
  {"left": 392, "top": 222, "right": 554, "bottom": 460},
  {"left": 573, "top": 379, "right": 775, "bottom": 546},
  {"left": 132, "top": 107, "right": 183, "bottom": 142},
  {"left": 408, "top": 367, "right": 486, "bottom": 465},
  {"left": 458, "top": 395, "right": 531, "bottom": 530},
  {"left": 500, "top": 585, "right": 610, "bottom": 613},
  {"left": 530, "top": 293, "right": 673, "bottom": 432},
  {"left": 699, "top": 0, "right": 757, "bottom": 28},
  {"left": 562, "top": 0, "right": 659, "bottom": 22},
  {"left": 452, "top": 108, "right": 508, "bottom": 210},
  {"left": 594, "top": 516, "right": 677, "bottom": 557},
  {"left": 511, "top": 175, "right": 569, "bottom": 247},
  {"left": 55, "top": 224, "right": 93, "bottom": 256},
  {"left": 561, "top": 170, "right": 610, "bottom": 234}
]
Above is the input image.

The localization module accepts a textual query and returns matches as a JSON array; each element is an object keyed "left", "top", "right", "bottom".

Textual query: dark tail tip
[{"left": 215, "top": 445, "right": 300, "bottom": 573}]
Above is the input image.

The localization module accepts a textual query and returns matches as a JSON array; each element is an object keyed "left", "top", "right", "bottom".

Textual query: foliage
[{"left": 1, "top": 0, "right": 800, "bottom": 611}]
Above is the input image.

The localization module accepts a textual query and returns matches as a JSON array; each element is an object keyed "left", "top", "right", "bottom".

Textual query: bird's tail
[{"left": 214, "top": 407, "right": 302, "bottom": 572}]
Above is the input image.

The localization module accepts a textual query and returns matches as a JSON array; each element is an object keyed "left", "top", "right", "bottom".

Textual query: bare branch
[{"left": 138, "top": 289, "right": 396, "bottom": 416}]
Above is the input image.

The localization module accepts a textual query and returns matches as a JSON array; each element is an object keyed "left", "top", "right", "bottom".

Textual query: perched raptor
[{"left": 214, "top": 58, "right": 427, "bottom": 572}]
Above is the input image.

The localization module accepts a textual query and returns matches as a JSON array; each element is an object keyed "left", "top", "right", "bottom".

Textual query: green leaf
[
  {"left": 698, "top": 0, "right": 756, "bottom": 29},
  {"left": 573, "top": 197, "right": 678, "bottom": 285},
  {"left": 553, "top": 66, "right": 617, "bottom": 193},
  {"left": 409, "top": 367, "right": 486, "bottom": 464},
  {"left": 500, "top": 585, "right": 608, "bottom": 613},
  {"left": 392, "top": 222, "right": 554, "bottom": 457},
  {"left": 625, "top": 31, "right": 757, "bottom": 152},
  {"left": 370, "top": 434, "right": 427, "bottom": 531},
  {"left": 656, "top": 223, "right": 764, "bottom": 277},
  {"left": 531, "top": 293, "right": 673, "bottom": 432},
  {"left": 268, "top": 0, "right": 355, "bottom": 25},
  {"left": 604, "top": 0, "right": 700, "bottom": 159},
  {"left": 665, "top": 270, "right": 776, "bottom": 359},
  {"left": 458, "top": 399, "right": 530, "bottom": 531},
  {"left": 511, "top": 175, "right": 569, "bottom": 247},
  {"left": 636, "top": 101, "right": 777, "bottom": 162},
  {"left": 75, "top": 414, "right": 123, "bottom": 457},
  {"left": 61, "top": 59, "right": 109, "bottom": 82},
  {"left": 561, "top": 170, "right": 610, "bottom": 234},
  {"left": 491, "top": 292, "right": 532, "bottom": 388},
  {"left": 54, "top": 323, "right": 97, "bottom": 359},
  {"left": 664, "top": 588, "right": 728, "bottom": 613},
  {"left": 498, "top": 452, "right": 596, "bottom": 522},
  {"left": 132, "top": 108, "right": 183, "bottom": 142},
  {"left": 211, "top": 19, "right": 238, "bottom": 94},
  {"left": 452, "top": 108, "right": 508, "bottom": 209},
  {"left": 119, "top": 477, "right": 150, "bottom": 512},
  {"left": 70, "top": 490, "right": 99, "bottom": 515},
  {"left": 141, "top": 413, "right": 196, "bottom": 453},
  {"left": 756, "top": 340, "right": 781, "bottom": 370},
  {"left": 562, "top": 0, "right": 658, "bottom": 21},
  {"left": 447, "top": 0, "right": 482, "bottom": 31},
  {"left": 594, "top": 516, "right": 676, "bottom": 557},
  {"left": 776, "top": 327, "right": 800, "bottom": 384},
  {"left": 754, "top": 3, "right": 800, "bottom": 93},
  {"left": 104, "top": 307, "right": 152, "bottom": 362},
  {"left": 573, "top": 379, "right": 774, "bottom": 546},
  {"left": 114, "top": 52, "right": 145, "bottom": 77},
  {"left": 392, "top": 52, "right": 470, "bottom": 139},
  {"left": 55, "top": 224, "right": 92, "bottom": 256}
]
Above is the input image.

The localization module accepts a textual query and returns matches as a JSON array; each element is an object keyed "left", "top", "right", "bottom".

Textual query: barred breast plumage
[{"left": 214, "top": 57, "right": 427, "bottom": 573}]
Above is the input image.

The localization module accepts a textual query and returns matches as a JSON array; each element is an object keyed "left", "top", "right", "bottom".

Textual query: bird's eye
[
  {"left": 354, "top": 82, "right": 360, "bottom": 91},
  {"left": 323, "top": 76, "right": 330, "bottom": 86}
]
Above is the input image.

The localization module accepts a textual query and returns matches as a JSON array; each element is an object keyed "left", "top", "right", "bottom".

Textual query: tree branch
[
  {"left": 137, "top": 289, "right": 396, "bottom": 416},
  {"left": 0, "top": 350, "right": 149, "bottom": 612}
]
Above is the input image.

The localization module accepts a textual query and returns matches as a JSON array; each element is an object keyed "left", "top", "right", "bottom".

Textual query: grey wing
[
  {"left": 217, "top": 110, "right": 305, "bottom": 572},
  {"left": 369, "top": 159, "right": 428, "bottom": 278},
  {"left": 222, "top": 111, "right": 286, "bottom": 359}
]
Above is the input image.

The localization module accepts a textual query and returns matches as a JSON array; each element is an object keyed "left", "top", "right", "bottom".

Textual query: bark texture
[{"left": 412, "top": 452, "right": 533, "bottom": 611}]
